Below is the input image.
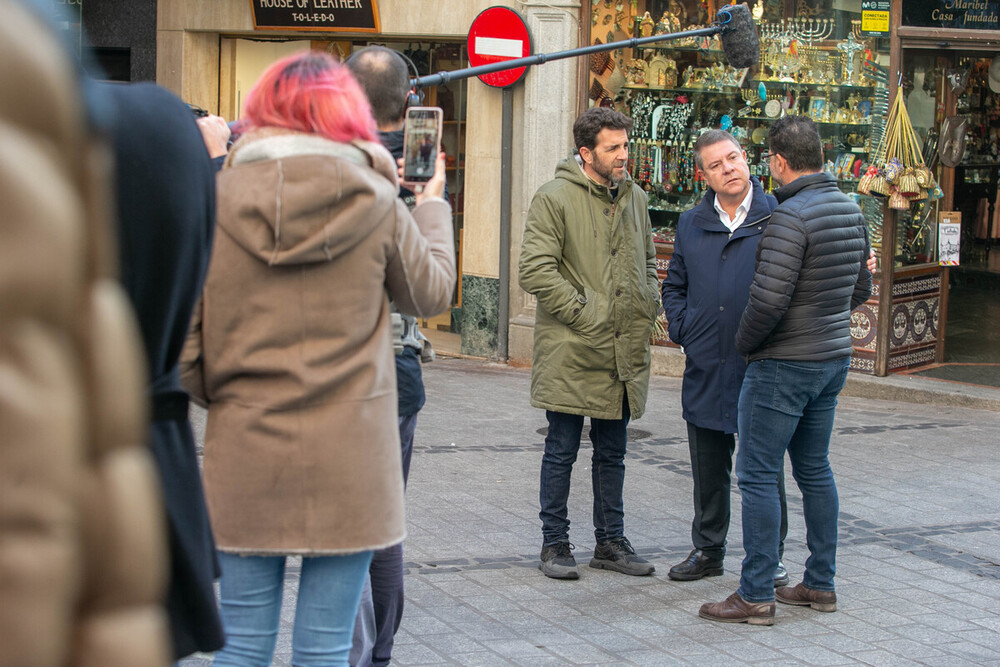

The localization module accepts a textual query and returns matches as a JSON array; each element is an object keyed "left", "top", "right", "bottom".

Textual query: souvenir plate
[{"left": 764, "top": 99, "right": 781, "bottom": 118}]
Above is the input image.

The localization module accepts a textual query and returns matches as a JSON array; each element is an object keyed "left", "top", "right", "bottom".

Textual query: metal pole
[
  {"left": 498, "top": 86, "right": 513, "bottom": 362},
  {"left": 411, "top": 25, "right": 723, "bottom": 88}
]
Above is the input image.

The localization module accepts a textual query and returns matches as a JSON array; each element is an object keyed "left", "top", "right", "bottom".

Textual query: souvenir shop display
[
  {"left": 591, "top": 1, "right": 890, "bottom": 251},
  {"left": 857, "top": 86, "right": 942, "bottom": 210}
]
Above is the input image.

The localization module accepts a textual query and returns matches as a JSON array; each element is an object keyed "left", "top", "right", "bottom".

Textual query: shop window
[
  {"left": 590, "top": 0, "right": 890, "bottom": 345},
  {"left": 953, "top": 56, "right": 1000, "bottom": 266}
]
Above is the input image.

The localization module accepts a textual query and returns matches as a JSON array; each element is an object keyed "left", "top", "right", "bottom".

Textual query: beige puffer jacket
[{"left": 0, "top": 3, "right": 170, "bottom": 665}]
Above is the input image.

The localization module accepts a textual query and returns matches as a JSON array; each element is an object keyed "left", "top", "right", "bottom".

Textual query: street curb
[{"left": 651, "top": 346, "right": 1000, "bottom": 412}]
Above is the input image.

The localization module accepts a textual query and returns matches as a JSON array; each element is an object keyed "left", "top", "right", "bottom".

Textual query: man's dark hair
[
  {"left": 573, "top": 107, "right": 633, "bottom": 152},
  {"left": 768, "top": 115, "right": 823, "bottom": 172},
  {"left": 344, "top": 46, "right": 410, "bottom": 127},
  {"left": 692, "top": 129, "right": 742, "bottom": 169}
]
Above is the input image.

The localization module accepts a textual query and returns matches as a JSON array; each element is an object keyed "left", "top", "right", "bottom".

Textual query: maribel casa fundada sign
[
  {"left": 249, "top": 0, "right": 380, "bottom": 32},
  {"left": 902, "top": 0, "right": 999, "bottom": 30}
]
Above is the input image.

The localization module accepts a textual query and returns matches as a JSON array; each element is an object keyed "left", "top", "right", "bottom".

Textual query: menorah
[
  {"left": 793, "top": 18, "right": 834, "bottom": 45},
  {"left": 759, "top": 20, "right": 793, "bottom": 45},
  {"left": 760, "top": 18, "right": 834, "bottom": 47},
  {"left": 851, "top": 19, "right": 867, "bottom": 42}
]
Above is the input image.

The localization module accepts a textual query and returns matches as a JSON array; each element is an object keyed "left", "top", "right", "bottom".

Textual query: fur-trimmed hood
[{"left": 220, "top": 128, "right": 401, "bottom": 266}]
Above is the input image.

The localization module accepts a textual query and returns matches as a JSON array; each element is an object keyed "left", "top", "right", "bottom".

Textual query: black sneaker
[
  {"left": 539, "top": 542, "right": 579, "bottom": 579},
  {"left": 589, "top": 537, "right": 655, "bottom": 576}
]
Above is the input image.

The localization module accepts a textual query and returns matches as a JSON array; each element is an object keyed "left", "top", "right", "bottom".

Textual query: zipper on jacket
[{"left": 745, "top": 213, "right": 772, "bottom": 228}]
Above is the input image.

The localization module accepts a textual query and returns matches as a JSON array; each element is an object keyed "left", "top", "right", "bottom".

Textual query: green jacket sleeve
[
  {"left": 518, "top": 190, "right": 585, "bottom": 326},
  {"left": 644, "top": 207, "right": 660, "bottom": 307}
]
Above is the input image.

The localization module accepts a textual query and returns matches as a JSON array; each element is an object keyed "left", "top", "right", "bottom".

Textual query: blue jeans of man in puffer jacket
[{"left": 735, "top": 357, "right": 850, "bottom": 603}]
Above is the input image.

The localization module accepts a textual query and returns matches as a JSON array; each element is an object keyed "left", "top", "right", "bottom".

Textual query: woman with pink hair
[{"left": 181, "top": 50, "right": 455, "bottom": 666}]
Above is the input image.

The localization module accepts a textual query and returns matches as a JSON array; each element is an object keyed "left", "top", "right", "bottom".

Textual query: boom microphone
[{"left": 717, "top": 4, "right": 760, "bottom": 69}]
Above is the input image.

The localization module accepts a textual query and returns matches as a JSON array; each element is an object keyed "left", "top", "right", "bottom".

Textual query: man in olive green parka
[{"left": 518, "top": 107, "right": 660, "bottom": 580}]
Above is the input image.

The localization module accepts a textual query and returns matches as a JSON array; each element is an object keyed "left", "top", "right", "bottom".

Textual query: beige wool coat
[
  {"left": 1, "top": 2, "right": 170, "bottom": 664},
  {"left": 181, "top": 130, "right": 455, "bottom": 555}
]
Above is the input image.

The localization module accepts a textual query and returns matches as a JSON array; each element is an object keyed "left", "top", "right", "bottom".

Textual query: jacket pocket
[
  {"left": 572, "top": 287, "right": 609, "bottom": 346},
  {"left": 675, "top": 306, "right": 701, "bottom": 348},
  {"left": 643, "top": 285, "right": 660, "bottom": 324}
]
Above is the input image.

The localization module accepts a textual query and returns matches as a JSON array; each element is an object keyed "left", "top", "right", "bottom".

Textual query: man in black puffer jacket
[{"left": 700, "top": 116, "right": 871, "bottom": 626}]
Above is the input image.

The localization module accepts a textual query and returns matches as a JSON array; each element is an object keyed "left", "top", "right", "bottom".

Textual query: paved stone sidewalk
[{"left": 183, "top": 359, "right": 1000, "bottom": 666}]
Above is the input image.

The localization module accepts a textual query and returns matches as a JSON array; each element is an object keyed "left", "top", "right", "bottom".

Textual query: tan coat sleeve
[
  {"left": 179, "top": 296, "right": 208, "bottom": 407},
  {"left": 384, "top": 197, "right": 456, "bottom": 318}
]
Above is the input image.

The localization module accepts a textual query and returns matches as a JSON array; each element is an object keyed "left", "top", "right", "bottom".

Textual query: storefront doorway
[{"left": 897, "top": 49, "right": 1000, "bottom": 373}]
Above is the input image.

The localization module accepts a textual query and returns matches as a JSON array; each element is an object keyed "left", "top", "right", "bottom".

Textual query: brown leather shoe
[
  {"left": 699, "top": 592, "right": 775, "bottom": 625},
  {"left": 775, "top": 582, "right": 837, "bottom": 612}
]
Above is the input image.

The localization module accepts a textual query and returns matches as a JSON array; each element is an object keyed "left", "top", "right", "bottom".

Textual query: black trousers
[{"left": 687, "top": 422, "right": 788, "bottom": 560}]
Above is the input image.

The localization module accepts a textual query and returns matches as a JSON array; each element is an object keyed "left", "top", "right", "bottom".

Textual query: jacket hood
[
  {"left": 219, "top": 128, "right": 399, "bottom": 266},
  {"left": 553, "top": 153, "right": 632, "bottom": 201}
]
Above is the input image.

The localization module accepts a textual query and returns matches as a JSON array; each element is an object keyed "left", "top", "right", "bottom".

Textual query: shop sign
[
  {"left": 248, "top": 0, "right": 380, "bottom": 33},
  {"left": 467, "top": 6, "right": 532, "bottom": 88},
  {"left": 860, "top": 0, "right": 890, "bottom": 36},
  {"left": 938, "top": 211, "right": 961, "bottom": 266},
  {"left": 902, "top": 0, "right": 999, "bottom": 31}
]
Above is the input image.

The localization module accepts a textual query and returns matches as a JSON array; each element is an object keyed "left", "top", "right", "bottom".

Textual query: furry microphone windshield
[{"left": 716, "top": 4, "right": 760, "bottom": 69}]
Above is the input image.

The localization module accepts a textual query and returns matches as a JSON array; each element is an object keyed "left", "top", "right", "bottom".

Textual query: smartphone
[{"left": 402, "top": 106, "right": 443, "bottom": 183}]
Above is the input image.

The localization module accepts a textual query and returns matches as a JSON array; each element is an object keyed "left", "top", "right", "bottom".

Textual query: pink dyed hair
[{"left": 242, "top": 50, "right": 377, "bottom": 143}]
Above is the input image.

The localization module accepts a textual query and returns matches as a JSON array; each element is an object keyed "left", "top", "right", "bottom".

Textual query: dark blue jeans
[
  {"left": 539, "top": 392, "right": 631, "bottom": 547},
  {"left": 736, "top": 357, "right": 850, "bottom": 603}
]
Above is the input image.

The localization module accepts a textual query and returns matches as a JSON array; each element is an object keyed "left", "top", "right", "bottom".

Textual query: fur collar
[{"left": 227, "top": 127, "right": 398, "bottom": 185}]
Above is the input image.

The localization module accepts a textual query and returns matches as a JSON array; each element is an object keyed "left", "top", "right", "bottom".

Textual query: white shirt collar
[{"left": 713, "top": 186, "right": 754, "bottom": 234}]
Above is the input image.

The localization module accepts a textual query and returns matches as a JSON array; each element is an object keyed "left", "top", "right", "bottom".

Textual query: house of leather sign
[
  {"left": 902, "top": 0, "right": 999, "bottom": 30},
  {"left": 249, "top": 0, "right": 381, "bottom": 32}
]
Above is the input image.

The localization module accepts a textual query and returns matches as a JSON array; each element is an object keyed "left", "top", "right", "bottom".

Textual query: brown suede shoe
[
  {"left": 699, "top": 592, "right": 775, "bottom": 625},
  {"left": 775, "top": 583, "right": 837, "bottom": 612}
]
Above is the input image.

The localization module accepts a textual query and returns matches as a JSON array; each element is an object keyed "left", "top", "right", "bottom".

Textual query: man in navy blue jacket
[{"left": 661, "top": 130, "right": 790, "bottom": 586}]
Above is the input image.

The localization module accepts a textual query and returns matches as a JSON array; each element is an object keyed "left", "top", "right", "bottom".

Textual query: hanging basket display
[
  {"left": 864, "top": 86, "right": 938, "bottom": 207},
  {"left": 914, "top": 165, "right": 934, "bottom": 188},
  {"left": 888, "top": 188, "right": 911, "bottom": 210},
  {"left": 897, "top": 169, "right": 920, "bottom": 197},
  {"left": 870, "top": 174, "right": 890, "bottom": 196},
  {"left": 857, "top": 164, "right": 879, "bottom": 195}
]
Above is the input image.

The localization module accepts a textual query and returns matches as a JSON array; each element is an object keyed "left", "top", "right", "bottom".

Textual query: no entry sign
[{"left": 467, "top": 6, "right": 532, "bottom": 88}]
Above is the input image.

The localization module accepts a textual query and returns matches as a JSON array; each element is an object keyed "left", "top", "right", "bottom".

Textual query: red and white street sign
[{"left": 467, "top": 6, "right": 532, "bottom": 88}]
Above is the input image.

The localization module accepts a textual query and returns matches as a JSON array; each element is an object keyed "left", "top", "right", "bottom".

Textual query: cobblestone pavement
[{"left": 182, "top": 358, "right": 1000, "bottom": 666}]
